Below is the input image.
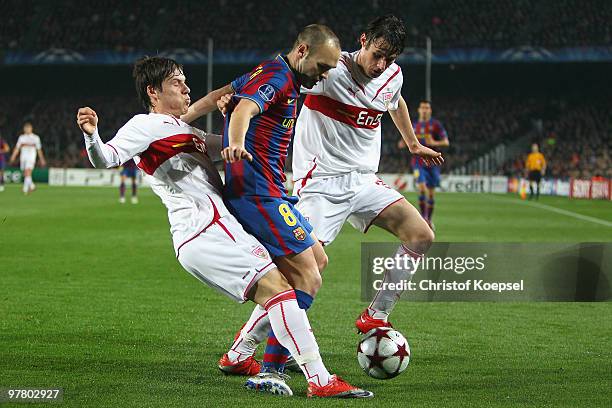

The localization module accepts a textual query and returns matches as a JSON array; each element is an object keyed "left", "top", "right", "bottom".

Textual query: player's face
[
  {"left": 297, "top": 42, "right": 340, "bottom": 89},
  {"left": 156, "top": 69, "right": 191, "bottom": 116},
  {"left": 358, "top": 34, "right": 399, "bottom": 78},
  {"left": 532, "top": 144, "right": 539, "bottom": 152},
  {"left": 418, "top": 103, "right": 432, "bottom": 120},
  {"left": 23, "top": 124, "right": 33, "bottom": 134}
]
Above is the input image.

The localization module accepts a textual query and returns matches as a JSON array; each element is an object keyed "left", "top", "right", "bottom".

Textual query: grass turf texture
[{"left": 1, "top": 185, "right": 611, "bottom": 407}]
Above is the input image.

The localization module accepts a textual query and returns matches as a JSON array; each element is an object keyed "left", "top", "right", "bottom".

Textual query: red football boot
[
  {"left": 307, "top": 375, "right": 373, "bottom": 398},
  {"left": 355, "top": 309, "right": 393, "bottom": 334},
  {"left": 218, "top": 353, "right": 261, "bottom": 376}
]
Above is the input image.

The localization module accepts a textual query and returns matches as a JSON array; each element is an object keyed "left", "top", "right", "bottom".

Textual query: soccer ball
[{"left": 357, "top": 327, "right": 410, "bottom": 379}]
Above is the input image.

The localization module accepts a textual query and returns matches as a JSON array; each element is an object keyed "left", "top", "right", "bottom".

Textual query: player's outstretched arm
[
  {"left": 76, "top": 107, "right": 120, "bottom": 169},
  {"left": 432, "top": 138, "right": 450, "bottom": 147},
  {"left": 424, "top": 123, "right": 450, "bottom": 147},
  {"left": 37, "top": 148, "right": 47, "bottom": 167},
  {"left": 425, "top": 134, "right": 450, "bottom": 147},
  {"left": 9, "top": 140, "right": 20, "bottom": 164},
  {"left": 389, "top": 96, "right": 444, "bottom": 167},
  {"left": 221, "top": 98, "right": 258, "bottom": 163},
  {"left": 181, "top": 83, "right": 234, "bottom": 124}
]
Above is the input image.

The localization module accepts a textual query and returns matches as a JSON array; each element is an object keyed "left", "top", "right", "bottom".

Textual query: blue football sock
[{"left": 294, "top": 289, "right": 313, "bottom": 310}]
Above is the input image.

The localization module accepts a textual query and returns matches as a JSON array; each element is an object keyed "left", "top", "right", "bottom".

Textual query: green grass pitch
[{"left": 1, "top": 185, "right": 611, "bottom": 407}]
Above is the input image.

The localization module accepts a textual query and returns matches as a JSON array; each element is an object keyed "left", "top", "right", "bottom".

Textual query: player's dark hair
[
  {"left": 293, "top": 24, "right": 341, "bottom": 53},
  {"left": 419, "top": 100, "right": 432, "bottom": 106},
  {"left": 364, "top": 15, "right": 407, "bottom": 56},
  {"left": 133, "top": 56, "right": 183, "bottom": 111}
]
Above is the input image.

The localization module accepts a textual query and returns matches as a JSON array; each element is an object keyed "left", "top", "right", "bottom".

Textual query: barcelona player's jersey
[
  {"left": 0, "top": 138, "right": 6, "bottom": 163},
  {"left": 413, "top": 118, "right": 448, "bottom": 168},
  {"left": 224, "top": 55, "right": 300, "bottom": 198}
]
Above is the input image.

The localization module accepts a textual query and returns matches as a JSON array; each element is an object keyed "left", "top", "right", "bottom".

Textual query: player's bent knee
[
  {"left": 415, "top": 223, "right": 435, "bottom": 249},
  {"left": 275, "top": 249, "right": 323, "bottom": 296},
  {"left": 399, "top": 219, "right": 434, "bottom": 251},
  {"left": 426, "top": 228, "right": 435, "bottom": 245},
  {"left": 290, "top": 265, "right": 322, "bottom": 295},
  {"left": 297, "top": 265, "right": 322, "bottom": 295},
  {"left": 316, "top": 252, "right": 329, "bottom": 273}
]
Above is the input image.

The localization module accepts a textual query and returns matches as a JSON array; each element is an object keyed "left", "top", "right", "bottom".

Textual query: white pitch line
[{"left": 488, "top": 195, "right": 612, "bottom": 228}]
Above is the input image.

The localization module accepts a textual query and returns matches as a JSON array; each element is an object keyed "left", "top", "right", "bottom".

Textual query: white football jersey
[
  {"left": 292, "top": 50, "right": 403, "bottom": 181},
  {"left": 16, "top": 133, "right": 42, "bottom": 162},
  {"left": 84, "top": 113, "right": 225, "bottom": 252}
]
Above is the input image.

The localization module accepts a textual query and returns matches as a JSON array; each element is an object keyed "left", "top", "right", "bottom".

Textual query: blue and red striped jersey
[
  {"left": 0, "top": 137, "right": 7, "bottom": 162},
  {"left": 223, "top": 55, "right": 300, "bottom": 198},
  {"left": 413, "top": 118, "right": 448, "bottom": 167}
]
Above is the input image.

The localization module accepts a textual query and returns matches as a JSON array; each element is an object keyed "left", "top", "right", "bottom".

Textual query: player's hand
[
  {"left": 77, "top": 107, "right": 98, "bottom": 136},
  {"left": 397, "top": 139, "right": 406, "bottom": 149},
  {"left": 40, "top": 158, "right": 47, "bottom": 167},
  {"left": 221, "top": 145, "right": 253, "bottom": 163},
  {"left": 409, "top": 143, "right": 444, "bottom": 167},
  {"left": 217, "top": 93, "right": 234, "bottom": 116}
]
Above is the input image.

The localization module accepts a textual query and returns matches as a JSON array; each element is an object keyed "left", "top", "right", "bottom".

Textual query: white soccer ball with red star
[{"left": 357, "top": 327, "right": 410, "bottom": 379}]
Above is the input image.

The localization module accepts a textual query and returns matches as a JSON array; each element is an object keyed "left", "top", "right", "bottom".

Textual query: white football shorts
[
  {"left": 20, "top": 157, "right": 36, "bottom": 171},
  {"left": 293, "top": 171, "right": 404, "bottom": 245},
  {"left": 176, "top": 198, "right": 277, "bottom": 303}
]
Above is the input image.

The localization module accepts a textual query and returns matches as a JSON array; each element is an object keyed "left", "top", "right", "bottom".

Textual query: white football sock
[
  {"left": 227, "top": 305, "right": 269, "bottom": 362},
  {"left": 369, "top": 244, "right": 423, "bottom": 321},
  {"left": 23, "top": 176, "right": 32, "bottom": 193},
  {"left": 265, "top": 290, "right": 331, "bottom": 386}
]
